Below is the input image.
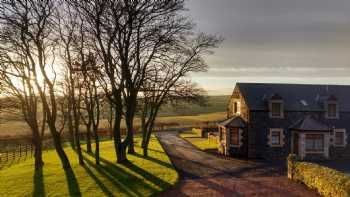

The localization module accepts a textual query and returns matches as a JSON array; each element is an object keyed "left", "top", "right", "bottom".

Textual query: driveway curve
[{"left": 156, "top": 131, "right": 319, "bottom": 197}]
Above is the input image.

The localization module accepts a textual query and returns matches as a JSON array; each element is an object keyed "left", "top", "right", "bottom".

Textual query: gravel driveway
[{"left": 156, "top": 131, "right": 319, "bottom": 197}]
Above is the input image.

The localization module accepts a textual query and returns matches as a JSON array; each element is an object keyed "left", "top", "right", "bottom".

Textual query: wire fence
[{"left": 0, "top": 143, "right": 34, "bottom": 169}]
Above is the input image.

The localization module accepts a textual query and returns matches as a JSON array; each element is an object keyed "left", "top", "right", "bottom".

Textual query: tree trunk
[
  {"left": 94, "top": 131, "right": 100, "bottom": 165},
  {"left": 67, "top": 100, "right": 75, "bottom": 149},
  {"left": 93, "top": 122, "right": 100, "bottom": 165},
  {"left": 52, "top": 132, "right": 71, "bottom": 169},
  {"left": 142, "top": 127, "right": 152, "bottom": 157},
  {"left": 108, "top": 104, "right": 114, "bottom": 139},
  {"left": 86, "top": 124, "right": 92, "bottom": 153},
  {"left": 126, "top": 95, "right": 136, "bottom": 154},
  {"left": 113, "top": 109, "right": 128, "bottom": 163},
  {"left": 33, "top": 135, "right": 44, "bottom": 169},
  {"left": 117, "top": 143, "right": 128, "bottom": 163},
  {"left": 127, "top": 128, "right": 135, "bottom": 154},
  {"left": 75, "top": 129, "right": 84, "bottom": 165}
]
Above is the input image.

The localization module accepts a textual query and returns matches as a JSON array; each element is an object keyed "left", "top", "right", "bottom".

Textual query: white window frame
[
  {"left": 325, "top": 101, "right": 339, "bottom": 119},
  {"left": 269, "top": 101, "right": 284, "bottom": 119},
  {"left": 268, "top": 128, "right": 284, "bottom": 147},
  {"left": 334, "top": 129, "right": 347, "bottom": 147}
]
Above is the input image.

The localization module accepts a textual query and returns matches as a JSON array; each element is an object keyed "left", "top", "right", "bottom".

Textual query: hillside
[
  {"left": 158, "top": 95, "right": 230, "bottom": 117},
  {"left": 0, "top": 95, "right": 230, "bottom": 137}
]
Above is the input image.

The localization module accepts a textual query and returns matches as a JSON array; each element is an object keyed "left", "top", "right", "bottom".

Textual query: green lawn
[
  {"left": 180, "top": 131, "right": 218, "bottom": 151},
  {"left": 0, "top": 136, "right": 178, "bottom": 197}
]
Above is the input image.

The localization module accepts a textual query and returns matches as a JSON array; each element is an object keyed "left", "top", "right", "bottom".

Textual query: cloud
[{"left": 185, "top": 0, "right": 350, "bottom": 93}]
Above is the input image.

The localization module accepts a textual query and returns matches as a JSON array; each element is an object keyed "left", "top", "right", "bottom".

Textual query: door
[{"left": 293, "top": 132, "right": 299, "bottom": 154}]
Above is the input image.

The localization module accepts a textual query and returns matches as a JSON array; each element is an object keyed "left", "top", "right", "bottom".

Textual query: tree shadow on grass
[
  {"left": 82, "top": 164, "right": 115, "bottom": 197},
  {"left": 132, "top": 152, "right": 174, "bottom": 169},
  {"left": 99, "top": 157, "right": 172, "bottom": 189},
  {"left": 64, "top": 168, "right": 81, "bottom": 197},
  {"left": 82, "top": 155, "right": 147, "bottom": 197},
  {"left": 33, "top": 167, "right": 45, "bottom": 197}
]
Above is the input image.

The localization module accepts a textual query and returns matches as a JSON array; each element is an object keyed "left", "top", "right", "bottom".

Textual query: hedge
[{"left": 288, "top": 155, "right": 350, "bottom": 197}]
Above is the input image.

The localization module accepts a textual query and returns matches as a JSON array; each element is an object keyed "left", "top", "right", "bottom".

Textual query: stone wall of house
[
  {"left": 228, "top": 127, "right": 248, "bottom": 157},
  {"left": 248, "top": 110, "right": 350, "bottom": 159},
  {"left": 227, "top": 87, "right": 250, "bottom": 121}
]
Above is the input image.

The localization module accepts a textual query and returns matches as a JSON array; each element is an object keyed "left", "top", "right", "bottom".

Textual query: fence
[
  {"left": 0, "top": 130, "right": 113, "bottom": 170},
  {"left": 0, "top": 143, "right": 34, "bottom": 169}
]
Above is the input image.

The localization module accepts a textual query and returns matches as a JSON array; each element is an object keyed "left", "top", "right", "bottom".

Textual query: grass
[
  {"left": 0, "top": 136, "right": 178, "bottom": 197},
  {"left": 180, "top": 130, "right": 218, "bottom": 151}
]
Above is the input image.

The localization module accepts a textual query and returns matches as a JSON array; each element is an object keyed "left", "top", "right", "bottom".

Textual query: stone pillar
[
  {"left": 225, "top": 128, "right": 229, "bottom": 155},
  {"left": 324, "top": 133, "right": 330, "bottom": 159},
  {"left": 299, "top": 133, "right": 305, "bottom": 160},
  {"left": 287, "top": 154, "right": 297, "bottom": 180}
]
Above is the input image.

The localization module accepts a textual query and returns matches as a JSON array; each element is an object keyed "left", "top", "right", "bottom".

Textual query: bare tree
[
  {"left": 69, "top": 0, "right": 221, "bottom": 162},
  {"left": 0, "top": 0, "right": 71, "bottom": 169},
  {"left": 0, "top": 60, "right": 46, "bottom": 169},
  {"left": 79, "top": 53, "right": 102, "bottom": 164},
  {"left": 139, "top": 32, "right": 222, "bottom": 156},
  {"left": 69, "top": 0, "right": 129, "bottom": 163},
  {"left": 57, "top": 4, "right": 97, "bottom": 165}
]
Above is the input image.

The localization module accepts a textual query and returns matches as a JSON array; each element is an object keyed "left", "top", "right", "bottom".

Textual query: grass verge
[
  {"left": 0, "top": 136, "right": 178, "bottom": 197},
  {"left": 179, "top": 131, "right": 218, "bottom": 151}
]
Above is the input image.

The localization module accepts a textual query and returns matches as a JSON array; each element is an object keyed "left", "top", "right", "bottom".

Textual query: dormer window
[
  {"left": 269, "top": 94, "right": 283, "bottom": 118},
  {"left": 325, "top": 95, "right": 339, "bottom": 119}
]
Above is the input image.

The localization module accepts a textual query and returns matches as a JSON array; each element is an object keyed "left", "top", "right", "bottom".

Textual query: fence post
[
  {"left": 19, "top": 144, "right": 22, "bottom": 158},
  {"left": 31, "top": 144, "right": 33, "bottom": 157},
  {"left": 6, "top": 143, "right": 8, "bottom": 162}
]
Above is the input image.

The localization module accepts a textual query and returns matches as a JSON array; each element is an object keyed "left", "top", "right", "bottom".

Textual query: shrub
[{"left": 292, "top": 161, "right": 350, "bottom": 197}]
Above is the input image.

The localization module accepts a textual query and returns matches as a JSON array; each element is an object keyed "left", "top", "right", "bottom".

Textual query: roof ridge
[{"left": 237, "top": 82, "right": 350, "bottom": 87}]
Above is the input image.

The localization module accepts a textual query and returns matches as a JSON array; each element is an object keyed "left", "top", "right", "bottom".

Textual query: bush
[{"left": 292, "top": 161, "right": 350, "bottom": 197}]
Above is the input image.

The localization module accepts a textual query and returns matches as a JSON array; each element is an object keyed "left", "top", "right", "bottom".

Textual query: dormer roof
[
  {"left": 218, "top": 116, "right": 245, "bottom": 128},
  {"left": 289, "top": 115, "right": 330, "bottom": 132}
]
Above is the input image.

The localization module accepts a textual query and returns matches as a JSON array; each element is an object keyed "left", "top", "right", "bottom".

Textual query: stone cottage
[{"left": 218, "top": 83, "right": 350, "bottom": 160}]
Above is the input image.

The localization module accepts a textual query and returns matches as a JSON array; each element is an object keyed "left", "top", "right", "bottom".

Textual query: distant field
[
  {"left": 158, "top": 95, "right": 230, "bottom": 116},
  {"left": 0, "top": 95, "right": 229, "bottom": 138},
  {"left": 0, "top": 112, "right": 227, "bottom": 137}
]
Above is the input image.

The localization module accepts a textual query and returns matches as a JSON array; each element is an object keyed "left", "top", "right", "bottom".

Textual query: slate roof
[
  {"left": 236, "top": 83, "right": 350, "bottom": 111},
  {"left": 218, "top": 116, "right": 245, "bottom": 128},
  {"left": 289, "top": 115, "right": 331, "bottom": 132}
]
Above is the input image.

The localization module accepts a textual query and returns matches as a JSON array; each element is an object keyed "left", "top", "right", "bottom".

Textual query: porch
[
  {"left": 217, "top": 116, "right": 246, "bottom": 156},
  {"left": 290, "top": 115, "right": 331, "bottom": 160}
]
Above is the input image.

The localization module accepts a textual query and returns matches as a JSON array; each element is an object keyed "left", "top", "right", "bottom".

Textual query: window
[
  {"left": 305, "top": 134, "right": 324, "bottom": 152},
  {"left": 327, "top": 103, "right": 337, "bottom": 118},
  {"left": 233, "top": 101, "right": 241, "bottom": 114},
  {"left": 219, "top": 127, "right": 223, "bottom": 141},
  {"left": 230, "top": 128, "right": 239, "bottom": 146},
  {"left": 268, "top": 128, "right": 283, "bottom": 147},
  {"left": 271, "top": 103, "right": 281, "bottom": 117},
  {"left": 334, "top": 129, "right": 346, "bottom": 147},
  {"left": 326, "top": 101, "right": 338, "bottom": 119},
  {"left": 271, "top": 131, "right": 281, "bottom": 145},
  {"left": 269, "top": 101, "right": 283, "bottom": 118}
]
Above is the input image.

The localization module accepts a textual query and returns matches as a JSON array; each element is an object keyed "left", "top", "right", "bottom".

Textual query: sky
[{"left": 186, "top": 0, "right": 350, "bottom": 95}]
